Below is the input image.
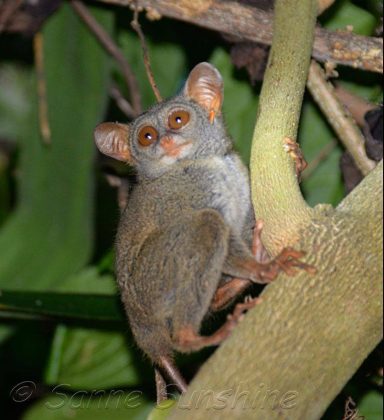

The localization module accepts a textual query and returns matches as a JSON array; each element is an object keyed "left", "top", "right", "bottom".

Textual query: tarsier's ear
[
  {"left": 94, "top": 122, "right": 131, "bottom": 162},
  {"left": 183, "top": 62, "right": 223, "bottom": 123}
]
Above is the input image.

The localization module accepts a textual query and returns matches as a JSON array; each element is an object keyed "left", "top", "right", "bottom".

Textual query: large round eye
[
  {"left": 168, "top": 110, "right": 190, "bottom": 130},
  {"left": 138, "top": 125, "right": 159, "bottom": 147}
]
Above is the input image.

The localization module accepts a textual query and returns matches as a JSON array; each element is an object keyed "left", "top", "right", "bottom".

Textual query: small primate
[{"left": 95, "top": 62, "right": 307, "bottom": 401}]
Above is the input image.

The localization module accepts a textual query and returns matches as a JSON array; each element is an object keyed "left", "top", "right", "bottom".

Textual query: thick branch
[
  {"left": 97, "top": 0, "right": 383, "bottom": 74},
  {"left": 249, "top": 0, "right": 316, "bottom": 252},
  {"left": 170, "top": 162, "right": 383, "bottom": 420},
  {"left": 166, "top": 2, "right": 382, "bottom": 417}
]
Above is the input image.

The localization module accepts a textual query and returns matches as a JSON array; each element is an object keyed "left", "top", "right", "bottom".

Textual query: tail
[
  {"left": 154, "top": 358, "right": 187, "bottom": 403},
  {"left": 128, "top": 316, "right": 188, "bottom": 394},
  {"left": 157, "top": 355, "right": 188, "bottom": 394}
]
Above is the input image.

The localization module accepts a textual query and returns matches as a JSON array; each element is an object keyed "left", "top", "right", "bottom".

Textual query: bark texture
[
  {"left": 97, "top": 0, "right": 383, "bottom": 73},
  {"left": 250, "top": 0, "right": 317, "bottom": 251},
  {"left": 169, "top": 162, "right": 382, "bottom": 420}
]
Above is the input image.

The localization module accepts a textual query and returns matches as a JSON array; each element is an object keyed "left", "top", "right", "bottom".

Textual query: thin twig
[
  {"left": 33, "top": 32, "right": 51, "bottom": 145},
  {"left": 109, "top": 83, "right": 136, "bottom": 119},
  {"left": 0, "top": 0, "right": 23, "bottom": 33},
  {"left": 131, "top": 5, "right": 162, "bottom": 102},
  {"left": 70, "top": 0, "right": 142, "bottom": 116},
  {"left": 307, "top": 60, "right": 376, "bottom": 176}
]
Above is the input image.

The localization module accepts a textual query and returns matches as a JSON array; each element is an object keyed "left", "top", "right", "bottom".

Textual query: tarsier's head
[{"left": 94, "top": 62, "right": 231, "bottom": 179}]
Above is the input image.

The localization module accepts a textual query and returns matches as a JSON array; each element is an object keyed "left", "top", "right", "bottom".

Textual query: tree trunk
[
  {"left": 169, "top": 161, "right": 382, "bottom": 419},
  {"left": 168, "top": 0, "right": 382, "bottom": 417}
]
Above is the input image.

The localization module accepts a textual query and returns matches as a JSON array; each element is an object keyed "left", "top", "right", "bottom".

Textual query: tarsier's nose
[
  {"left": 159, "top": 136, "right": 175, "bottom": 148},
  {"left": 159, "top": 135, "right": 191, "bottom": 158}
]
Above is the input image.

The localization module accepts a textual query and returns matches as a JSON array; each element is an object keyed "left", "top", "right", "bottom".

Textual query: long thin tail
[{"left": 158, "top": 355, "right": 188, "bottom": 394}]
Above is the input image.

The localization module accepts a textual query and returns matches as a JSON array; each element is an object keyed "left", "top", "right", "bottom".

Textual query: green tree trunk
[
  {"left": 170, "top": 161, "right": 382, "bottom": 419},
  {"left": 169, "top": 0, "right": 383, "bottom": 418}
]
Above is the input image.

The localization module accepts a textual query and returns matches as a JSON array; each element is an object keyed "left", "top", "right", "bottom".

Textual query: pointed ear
[
  {"left": 94, "top": 122, "right": 131, "bottom": 162},
  {"left": 184, "top": 62, "right": 223, "bottom": 123}
]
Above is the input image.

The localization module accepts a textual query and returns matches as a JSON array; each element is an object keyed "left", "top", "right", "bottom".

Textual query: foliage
[{"left": 0, "top": 1, "right": 381, "bottom": 419}]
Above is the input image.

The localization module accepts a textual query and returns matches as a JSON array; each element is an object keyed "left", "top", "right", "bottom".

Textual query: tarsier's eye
[
  {"left": 168, "top": 110, "right": 190, "bottom": 130},
  {"left": 138, "top": 125, "right": 159, "bottom": 147}
]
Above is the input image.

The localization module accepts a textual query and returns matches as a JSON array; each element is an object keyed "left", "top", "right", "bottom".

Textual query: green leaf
[
  {"left": 210, "top": 48, "right": 259, "bottom": 164},
  {"left": 337, "top": 79, "right": 382, "bottom": 104},
  {"left": 0, "top": 3, "right": 112, "bottom": 290},
  {"left": 299, "top": 101, "right": 344, "bottom": 206},
  {"left": 0, "top": 290, "right": 122, "bottom": 322},
  {"left": 148, "top": 399, "right": 177, "bottom": 420},
  {"left": 39, "top": 266, "right": 142, "bottom": 392},
  {"left": 45, "top": 325, "right": 141, "bottom": 389},
  {"left": 359, "top": 391, "right": 383, "bottom": 419},
  {"left": 0, "top": 64, "right": 32, "bottom": 141},
  {"left": 23, "top": 391, "right": 153, "bottom": 420},
  {"left": 97, "top": 250, "right": 115, "bottom": 274},
  {"left": 322, "top": 0, "right": 376, "bottom": 35},
  {"left": 38, "top": 266, "right": 142, "bottom": 392},
  {"left": 53, "top": 267, "right": 115, "bottom": 295}
]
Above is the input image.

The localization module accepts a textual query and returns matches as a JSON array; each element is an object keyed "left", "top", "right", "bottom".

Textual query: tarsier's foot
[
  {"left": 210, "top": 277, "right": 251, "bottom": 312},
  {"left": 209, "top": 297, "right": 262, "bottom": 339},
  {"left": 227, "top": 296, "right": 263, "bottom": 324},
  {"left": 204, "top": 297, "right": 262, "bottom": 344},
  {"left": 252, "top": 220, "right": 316, "bottom": 282},
  {"left": 211, "top": 221, "right": 315, "bottom": 310},
  {"left": 175, "top": 298, "right": 261, "bottom": 352},
  {"left": 283, "top": 137, "right": 308, "bottom": 181}
]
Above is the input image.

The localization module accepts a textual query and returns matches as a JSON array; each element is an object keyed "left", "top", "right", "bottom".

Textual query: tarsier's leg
[
  {"left": 210, "top": 221, "right": 265, "bottom": 311},
  {"left": 210, "top": 277, "right": 252, "bottom": 312},
  {"left": 168, "top": 212, "right": 265, "bottom": 354},
  {"left": 173, "top": 298, "right": 260, "bottom": 352},
  {"left": 213, "top": 221, "right": 315, "bottom": 311},
  {"left": 223, "top": 219, "right": 310, "bottom": 283}
]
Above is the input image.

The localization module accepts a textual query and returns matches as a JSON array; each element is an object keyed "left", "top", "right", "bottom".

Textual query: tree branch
[
  {"left": 170, "top": 161, "right": 383, "bottom": 420},
  {"left": 249, "top": 0, "right": 317, "bottom": 252},
  {"left": 71, "top": 0, "right": 142, "bottom": 115},
  {"left": 96, "top": 0, "right": 383, "bottom": 74},
  {"left": 307, "top": 61, "right": 377, "bottom": 176},
  {"left": 131, "top": 6, "right": 163, "bottom": 102}
]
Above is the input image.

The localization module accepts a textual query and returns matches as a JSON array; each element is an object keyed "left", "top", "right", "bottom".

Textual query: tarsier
[{"left": 95, "top": 62, "right": 308, "bottom": 401}]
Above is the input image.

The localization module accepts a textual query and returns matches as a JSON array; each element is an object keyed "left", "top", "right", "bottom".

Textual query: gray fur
[{"left": 104, "top": 63, "right": 256, "bottom": 364}]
